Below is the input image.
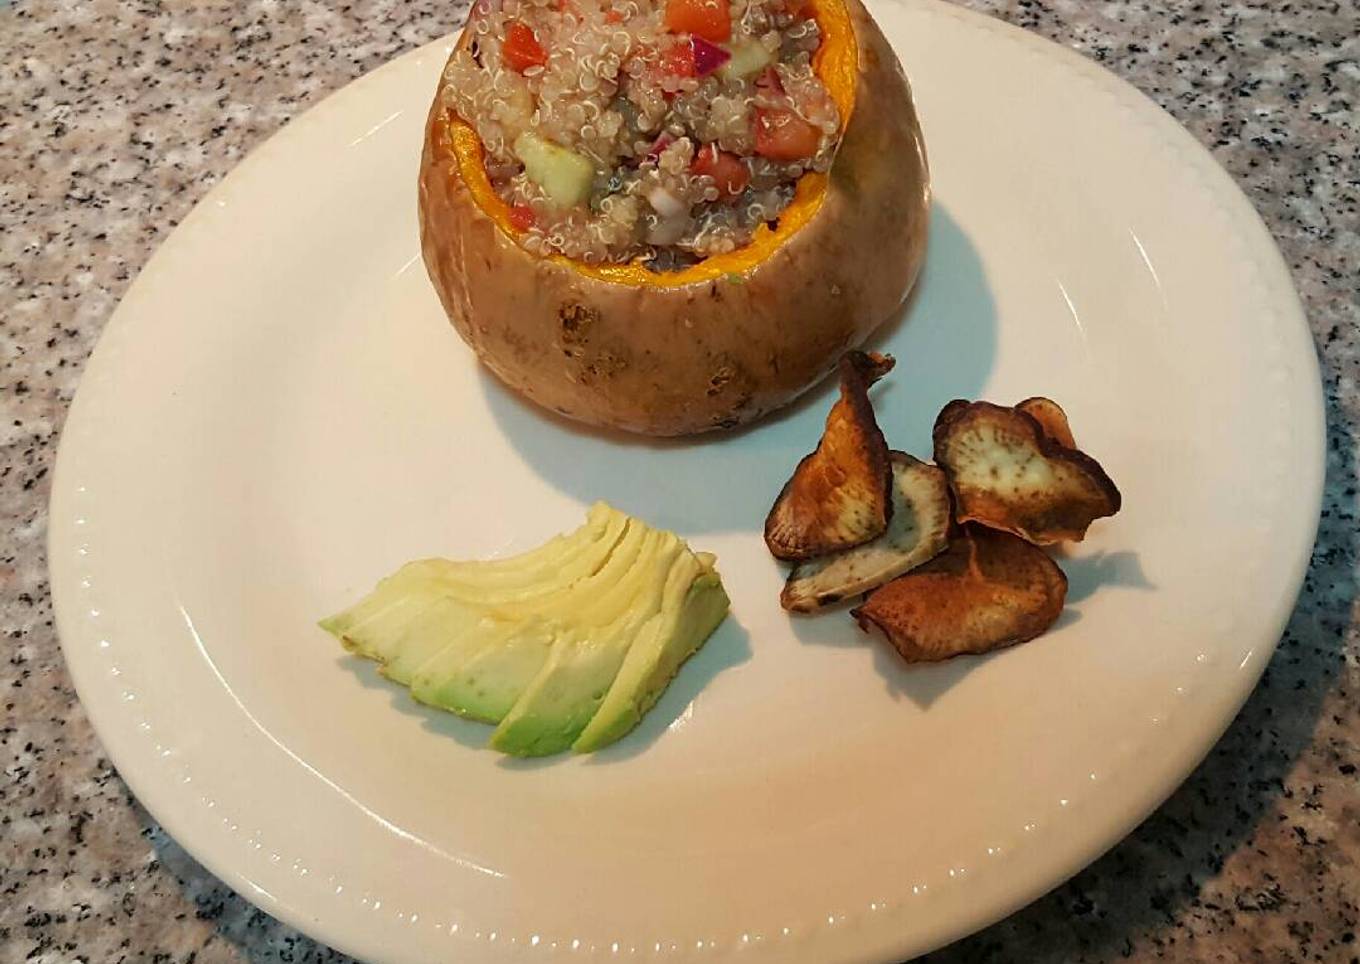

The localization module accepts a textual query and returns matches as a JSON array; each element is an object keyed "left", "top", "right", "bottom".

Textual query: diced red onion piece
[
  {"left": 645, "top": 133, "right": 675, "bottom": 162},
  {"left": 691, "top": 37, "right": 732, "bottom": 77}
]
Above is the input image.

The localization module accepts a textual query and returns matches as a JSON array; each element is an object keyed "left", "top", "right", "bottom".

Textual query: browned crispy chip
[
  {"left": 1016, "top": 396, "right": 1076, "bottom": 449},
  {"left": 851, "top": 524, "right": 1067, "bottom": 662},
  {"left": 764, "top": 352, "right": 895, "bottom": 561},
  {"left": 933, "top": 400, "right": 1121, "bottom": 544},
  {"left": 781, "top": 453, "right": 950, "bottom": 613}
]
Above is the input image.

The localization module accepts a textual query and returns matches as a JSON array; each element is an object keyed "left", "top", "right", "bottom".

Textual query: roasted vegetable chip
[
  {"left": 1016, "top": 396, "right": 1076, "bottom": 449},
  {"left": 781, "top": 452, "right": 950, "bottom": 613},
  {"left": 851, "top": 524, "right": 1067, "bottom": 662},
  {"left": 933, "top": 400, "right": 1121, "bottom": 544},
  {"left": 764, "top": 351, "right": 896, "bottom": 561}
]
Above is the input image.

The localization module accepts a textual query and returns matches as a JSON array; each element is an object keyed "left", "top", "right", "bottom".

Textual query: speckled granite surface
[{"left": 2, "top": 0, "right": 1356, "bottom": 960}]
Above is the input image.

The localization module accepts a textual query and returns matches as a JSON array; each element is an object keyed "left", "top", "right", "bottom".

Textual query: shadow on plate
[
  {"left": 338, "top": 652, "right": 491, "bottom": 750},
  {"left": 918, "top": 392, "right": 1355, "bottom": 962},
  {"left": 872, "top": 644, "right": 990, "bottom": 710},
  {"left": 1058, "top": 549, "right": 1155, "bottom": 604},
  {"left": 479, "top": 204, "right": 998, "bottom": 534},
  {"left": 784, "top": 599, "right": 986, "bottom": 708}
]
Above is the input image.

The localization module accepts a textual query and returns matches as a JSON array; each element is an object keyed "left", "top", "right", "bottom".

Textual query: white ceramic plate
[{"left": 50, "top": 1, "right": 1322, "bottom": 960}]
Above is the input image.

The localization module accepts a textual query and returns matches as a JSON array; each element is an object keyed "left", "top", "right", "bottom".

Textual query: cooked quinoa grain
[{"left": 443, "top": 0, "right": 841, "bottom": 266}]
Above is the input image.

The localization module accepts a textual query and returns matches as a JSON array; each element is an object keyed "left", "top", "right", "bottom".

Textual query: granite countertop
[{"left": 3, "top": 0, "right": 1356, "bottom": 960}]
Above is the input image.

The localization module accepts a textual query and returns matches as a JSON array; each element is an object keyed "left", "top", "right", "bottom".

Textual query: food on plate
[
  {"left": 450, "top": 0, "right": 846, "bottom": 263},
  {"left": 1016, "top": 395, "right": 1076, "bottom": 449},
  {"left": 933, "top": 399, "right": 1121, "bottom": 545},
  {"left": 763, "top": 366, "right": 1122, "bottom": 662},
  {"left": 573, "top": 547, "right": 729, "bottom": 751},
  {"left": 764, "top": 351, "right": 895, "bottom": 561},
  {"left": 851, "top": 524, "right": 1067, "bottom": 662},
  {"left": 780, "top": 452, "right": 950, "bottom": 613},
  {"left": 418, "top": 0, "right": 930, "bottom": 435},
  {"left": 320, "top": 504, "right": 730, "bottom": 756}
]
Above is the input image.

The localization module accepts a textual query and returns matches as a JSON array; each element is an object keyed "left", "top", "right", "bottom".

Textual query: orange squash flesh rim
[{"left": 445, "top": 0, "right": 858, "bottom": 287}]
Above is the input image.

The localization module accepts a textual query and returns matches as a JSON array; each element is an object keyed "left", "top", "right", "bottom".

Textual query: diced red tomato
[
  {"left": 502, "top": 21, "right": 548, "bottom": 72},
  {"left": 604, "top": 9, "right": 625, "bottom": 22},
  {"left": 754, "top": 108, "right": 820, "bottom": 161},
  {"left": 640, "top": 42, "right": 695, "bottom": 100},
  {"left": 664, "top": 0, "right": 731, "bottom": 43},
  {"left": 657, "top": 41, "right": 697, "bottom": 78},
  {"left": 692, "top": 144, "right": 749, "bottom": 198},
  {"left": 509, "top": 203, "right": 536, "bottom": 231}
]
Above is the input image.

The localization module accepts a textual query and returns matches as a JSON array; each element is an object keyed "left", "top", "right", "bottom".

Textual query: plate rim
[{"left": 48, "top": 2, "right": 1325, "bottom": 960}]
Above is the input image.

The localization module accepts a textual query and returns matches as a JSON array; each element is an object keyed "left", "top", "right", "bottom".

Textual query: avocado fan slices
[{"left": 319, "top": 503, "right": 730, "bottom": 757}]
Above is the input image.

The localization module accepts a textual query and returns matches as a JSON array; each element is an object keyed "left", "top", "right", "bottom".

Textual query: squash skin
[{"left": 418, "top": 0, "right": 929, "bottom": 436}]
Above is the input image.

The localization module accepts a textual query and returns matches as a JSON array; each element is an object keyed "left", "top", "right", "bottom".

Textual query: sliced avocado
[
  {"left": 573, "top": 560, "right": 730, "bottom": 753},
  {"left": 318, "top": 559, "right": 455, "bottom": 641},
  {"left": 432, "top": 502, "right": 621, "bottom": 592},
  {"left": 410, "top": 615, "right": 559, "bottom": 723},
  {"left": 457, "top": 502, "right": 614, "bottom": 573},
  {"left": 320, "top": 503, "right": 732, "bottom": 757},
  {"left": 407, "top": 520, "right": 651, "bottom": 722},
  {"left": 320, "top": 502, "right": 621, "bottom": 637},
  {"left": 330, "top": 588, "right": 457, "bottom": 662},
  {"left": 320, "top": 506, "right": 629, "bottom": 670},
  {"left": 380, "top": 597, "right": 489, "bottom": 685},
  {"left": 455, "top": 504, "right": 628, "bottom": 604},
  {"left": 490, "top": 532, "right": 683, "bottom": 757}
]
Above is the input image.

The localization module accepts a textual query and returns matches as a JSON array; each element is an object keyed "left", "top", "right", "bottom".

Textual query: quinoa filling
[{"left": 443, "top": 0, "right": 841, "bottom": 268}]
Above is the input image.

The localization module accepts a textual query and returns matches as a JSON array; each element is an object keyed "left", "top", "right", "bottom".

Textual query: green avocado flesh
[
  {"left": 319, "top": 503, "right": 729, "bottom": 756},
  {"left": 574, "top": 561, "right": 730, "bottom": 753}
]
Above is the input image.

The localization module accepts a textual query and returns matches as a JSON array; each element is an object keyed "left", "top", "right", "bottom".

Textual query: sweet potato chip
[
  {"left": 1016, "top": 396, "right": 1076, "bottom": 449},
  {"left": 764, "top": 351, "right": 895, "bottom": 561},
  {"left": 781, "top": 453, "right": 950, "bottom": 613},
  {"left": 851, "top": 524, "right": 1067, "bottom": 662},
  {"left": 933, "top": 400, "right": 1121, "bottom": 544}
]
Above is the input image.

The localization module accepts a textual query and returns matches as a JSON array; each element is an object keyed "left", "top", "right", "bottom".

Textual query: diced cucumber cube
[{"left": 513, "top": 132, "right": 595, "bottom": 209}]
